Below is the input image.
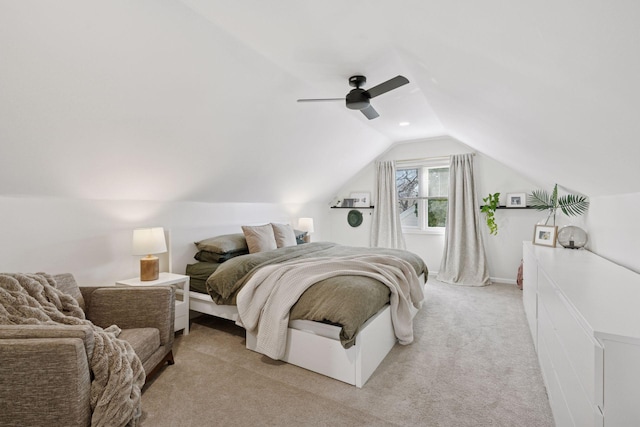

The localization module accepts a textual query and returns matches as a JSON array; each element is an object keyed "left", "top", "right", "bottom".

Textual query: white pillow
[
  {"left": 271, "top": 223, "right": 298, "bottom": 248},
  {"left": 242, "top": 224, "right": 277, "bottom": 253}
]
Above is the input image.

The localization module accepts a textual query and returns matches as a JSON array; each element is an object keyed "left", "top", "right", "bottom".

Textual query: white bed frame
[{"left": 187, "top": 275, "right": 426, "bottom": 388}]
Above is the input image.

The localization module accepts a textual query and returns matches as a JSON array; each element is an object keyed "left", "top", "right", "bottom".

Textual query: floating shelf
[
  {"left": 480, "top": 206, "right": 536, "bottom": 209},
  {"left": 330, "top": 206, "right": 375, "bottom": 209}
]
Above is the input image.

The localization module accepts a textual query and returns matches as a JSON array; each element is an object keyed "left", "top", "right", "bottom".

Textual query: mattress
[{"left": 185, "top": 261, "right": 221, "bottom": 294}]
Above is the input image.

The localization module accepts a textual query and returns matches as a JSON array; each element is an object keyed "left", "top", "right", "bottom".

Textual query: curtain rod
[{"left": 395, "top": 152, "right": 476, "bottom": 164}]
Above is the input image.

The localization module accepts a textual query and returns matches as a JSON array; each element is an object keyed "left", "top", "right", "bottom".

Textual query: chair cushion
[{"left": 118, "top": 328, "right": 160, "bottom": 364}]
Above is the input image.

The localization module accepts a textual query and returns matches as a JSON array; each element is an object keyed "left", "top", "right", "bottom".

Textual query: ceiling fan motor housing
[{"left": 346, "top": 88, "right": 370, "bottom": 110}]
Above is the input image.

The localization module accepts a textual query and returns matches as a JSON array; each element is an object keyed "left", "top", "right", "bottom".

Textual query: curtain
[
  {"left": 437, "top": 154, "right": 491, "bottom": 286},
  {"left": 371, "top": 161, "right": 406, "bottom": 249}
]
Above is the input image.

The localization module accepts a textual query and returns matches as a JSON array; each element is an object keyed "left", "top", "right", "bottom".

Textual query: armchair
[{"left": 0, "top": 273, "right": 175, "bottom": 427}]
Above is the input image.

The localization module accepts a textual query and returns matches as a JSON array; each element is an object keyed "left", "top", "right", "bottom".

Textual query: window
[{"left": 396, "top": 161, "right": 449, "bottom": 232}]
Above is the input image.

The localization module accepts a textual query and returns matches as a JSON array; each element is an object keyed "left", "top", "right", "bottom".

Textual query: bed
[{"left": 185, "top": 232, "right": 428, "bottom": 388}]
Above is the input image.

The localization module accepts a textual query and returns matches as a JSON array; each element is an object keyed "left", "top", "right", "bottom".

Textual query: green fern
[
  {"left": 558, "top": 194, "right": 589, "bottom": 216},
  {"left": 527, "top": 184, "right": 589, "bottom": 225}
]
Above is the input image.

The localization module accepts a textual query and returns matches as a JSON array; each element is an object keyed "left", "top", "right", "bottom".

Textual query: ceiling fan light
[{"left": 346, "top": 100, "right": 369, "bottom": 110}]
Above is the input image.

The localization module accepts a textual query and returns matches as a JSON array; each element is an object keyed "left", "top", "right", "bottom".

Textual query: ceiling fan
[{"left": 297, "top": 75, "right": 409, "bottom": 120}]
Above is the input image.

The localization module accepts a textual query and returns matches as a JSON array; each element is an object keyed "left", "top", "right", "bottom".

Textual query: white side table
[{"left": 116, "top": 272, "right": 190, "bottom": 335}]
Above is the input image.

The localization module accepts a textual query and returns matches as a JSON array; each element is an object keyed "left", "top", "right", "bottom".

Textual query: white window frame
[{"left": 396, "top": 159, "right": 449, "bottom": 235}]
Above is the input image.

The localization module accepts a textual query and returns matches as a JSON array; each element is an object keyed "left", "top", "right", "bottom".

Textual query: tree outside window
[{"left": 396, "top": 165, "right": 449, "bottom": 231}]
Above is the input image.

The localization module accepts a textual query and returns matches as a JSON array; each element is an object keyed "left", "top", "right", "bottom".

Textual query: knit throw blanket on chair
[{"left": 0, "top": 273, "right": 145, "bottom": 427}]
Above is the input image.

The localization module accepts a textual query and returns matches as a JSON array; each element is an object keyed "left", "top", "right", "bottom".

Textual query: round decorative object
[
  {"left": 347, "top": 209, "right": 363, "bottom": 228},
  {"left": 557, "top": 225, "right": 588, "bottom": 249}
]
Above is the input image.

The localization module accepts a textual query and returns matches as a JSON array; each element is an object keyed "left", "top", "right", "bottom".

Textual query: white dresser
[{"left": 523, "top": 241, "right": 640, "bottom": 426}]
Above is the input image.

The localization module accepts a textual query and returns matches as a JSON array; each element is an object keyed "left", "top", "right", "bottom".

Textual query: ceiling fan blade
[
  {"left": 364, "top": 75, "right": 410, "bottom": 99},
  {"left": 297, "top": 98, "right": 344, "bottom": 102},
  {"left": 360, "top": 105, "right": 379, "bottom": 120}
]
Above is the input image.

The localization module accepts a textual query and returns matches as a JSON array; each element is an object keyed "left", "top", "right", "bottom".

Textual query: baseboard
[
  {"left": 490, "top": 277, "right": 517, "bottom": 285},
  {"left": 428, "top": 272, "right": 516, "bottom": 286}
]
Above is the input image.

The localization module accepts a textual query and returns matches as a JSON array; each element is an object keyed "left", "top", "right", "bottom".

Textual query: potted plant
[
  {"left": 481, "top": 193, "right": 500, "bottom": 235},
  {"left": 528, "top": 184, "right": 589, "bottom": 226}
]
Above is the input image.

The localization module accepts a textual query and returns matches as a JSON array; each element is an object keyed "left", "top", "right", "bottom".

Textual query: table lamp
[
  {"left": 132, "top": 227, "right": 167, "bottom": 281},
  {"left": 297, "top": 218, "right": 314, "bottom": 243}
]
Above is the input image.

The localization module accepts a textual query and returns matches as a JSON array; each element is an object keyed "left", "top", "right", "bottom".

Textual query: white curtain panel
[
  {"left": 437, "top": 154, "right": 491, "bottom": 286},
  {"left": 371, "top": 161, "right": 406, "bottom": 249}
]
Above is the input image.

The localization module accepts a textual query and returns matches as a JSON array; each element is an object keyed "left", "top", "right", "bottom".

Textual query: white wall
[
  {"left": 327, "top": 136, "right": 541, "bottom": 282},
  {"left": 0, "top": 196, "right": 328, "bottom": 286},
  {"left": 7, "top": 149, "right": 634, "bottom": 288},
  {"left": 586, "top": 193, "right": 640, "bottom": 274}
]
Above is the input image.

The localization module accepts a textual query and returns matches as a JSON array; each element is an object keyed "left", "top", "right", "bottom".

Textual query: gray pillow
[
  {"left": 294, "top": 229, "right": 308, "bottom": 244},
  {"left": 195, "top": 233, "right": 248, "bottom": 254},
  {"left": 194, "top": 250, "right": 248, "bottom": 263}
]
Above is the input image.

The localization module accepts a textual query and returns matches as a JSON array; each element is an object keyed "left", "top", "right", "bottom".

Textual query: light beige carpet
[{"left": 140, "top": 279, "right": 554, "bottom": 426}]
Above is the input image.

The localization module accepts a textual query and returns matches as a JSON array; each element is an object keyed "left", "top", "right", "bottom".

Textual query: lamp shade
[
  {"left": 297, "top": 218, "right": 314, "bottom": 233},
  {"left": 132, "top": 227, "right": 167, "bottom": 255}
]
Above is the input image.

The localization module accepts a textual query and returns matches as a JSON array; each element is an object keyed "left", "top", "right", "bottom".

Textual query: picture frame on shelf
[
  {"left": 506, "top": 192, "right": 526, "bottom": 207},
  {"left": 349, "top": 192, "right": 371, "bottom": 208},
  {"left": 342, "top": 198, "right": 355, "bottom": 208},
  {"left": 533, "top": 224, "right": 558, "bottom": 247}
]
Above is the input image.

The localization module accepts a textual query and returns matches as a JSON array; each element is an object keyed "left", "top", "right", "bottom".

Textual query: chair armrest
[
  {"left": 0, "top": 335, "right": 92, "bottom": 426},
  {"left": 0, "top": 324, "right": 95, "bottom": 360},
  {"left": 82, "top": 286, "right": 175, "bottom": 346}
]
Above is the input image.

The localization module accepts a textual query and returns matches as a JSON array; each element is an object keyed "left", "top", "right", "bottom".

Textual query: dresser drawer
[
  {"left": 522, "top": 246, "right": 538, "bottom": 349},
  {"left": 538, "top": 301, "right": 595, "bottom": 426},
  {"left": 537, "top": 269, "right": 600, "bottom": 406},
  {"left": 537, "top": 325, "right": 574, "bottom": 427}
]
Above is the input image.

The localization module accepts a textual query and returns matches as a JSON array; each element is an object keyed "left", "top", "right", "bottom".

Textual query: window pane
[
  {"left": 428, "top": 168, "right": 449, "bottom": 197},
  {"left": 396, "top": 169, "right": 419, "bottom": 199},
  {"left": 396, "top": 168, "right": 420, "bottom": 228},
  {"left": 428, "top": 199, "right": 447, "bottom": 227},
  {"left": 398, "top": 198, "right": 419, "bottom": 227}
]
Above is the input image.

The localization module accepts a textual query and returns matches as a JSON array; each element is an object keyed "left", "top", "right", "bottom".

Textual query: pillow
[
  {"left": 195, "top": 233, "right": 248, "bottom": 254},
  {"left": 242, "top": 224, "right": 278, "bottom": 253},
  {"left": 194, "top": 250, "right": 248, "bottom": 263},
  {"left": 271, "top": 223, "right": 298, "bottom": 248},
  {"left": 294, "top": 229, "right": 308, "bottom": 245}
]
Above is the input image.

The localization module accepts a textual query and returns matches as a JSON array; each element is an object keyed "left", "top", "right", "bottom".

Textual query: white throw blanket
[
  {"left": 236, "top": 255, "right": 424, "bottom": 360},
  {"left": 0, "top": 273, "right": 145, "bottom": 427}
]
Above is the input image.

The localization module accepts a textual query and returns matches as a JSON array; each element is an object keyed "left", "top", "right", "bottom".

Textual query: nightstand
[{"left": 116, "top": 272, "right": 190, "bottom": 335}]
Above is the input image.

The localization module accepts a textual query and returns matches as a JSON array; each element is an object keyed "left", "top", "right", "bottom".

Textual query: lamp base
[{"left": 140, "top": 256, "right": 159, "bottom": 281}]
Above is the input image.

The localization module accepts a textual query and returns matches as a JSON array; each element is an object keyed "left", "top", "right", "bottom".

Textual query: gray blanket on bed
[
  {"left": 237, "top": 255, "right": 424, "bottom": 359},
  {"left": 205, "top": 242, "right": 428, "bottom": 348}
]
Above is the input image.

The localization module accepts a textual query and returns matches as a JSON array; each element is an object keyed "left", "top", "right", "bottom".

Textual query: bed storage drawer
[{"left": 246, "top": 305, "right": 397, "bottom": 388}]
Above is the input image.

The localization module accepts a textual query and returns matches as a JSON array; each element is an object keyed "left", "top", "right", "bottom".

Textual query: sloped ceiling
[{"left": 1, "top": 1, "right": 638, "bottom": 204}]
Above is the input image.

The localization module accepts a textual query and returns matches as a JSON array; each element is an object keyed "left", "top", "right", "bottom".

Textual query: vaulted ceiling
[{"left": 1, "top": 1, "right": 639, "bottom": 203}]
